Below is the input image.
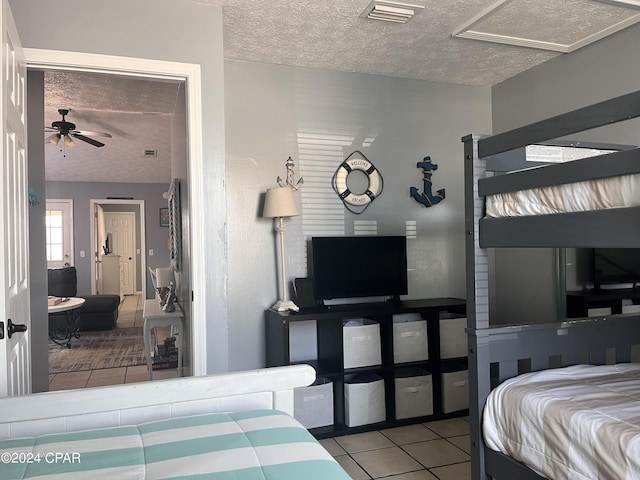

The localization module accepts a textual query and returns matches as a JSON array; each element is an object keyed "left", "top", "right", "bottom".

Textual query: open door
[{"left": 0, "top": 0, "right": 31, "bottom": 396}]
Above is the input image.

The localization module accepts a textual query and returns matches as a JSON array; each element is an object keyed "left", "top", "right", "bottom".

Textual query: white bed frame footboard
[{"left": 0, "top": 364, "right": 315, "bottom": 440}]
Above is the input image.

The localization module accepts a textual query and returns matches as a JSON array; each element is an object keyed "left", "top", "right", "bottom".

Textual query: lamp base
[{"left": 271, "top": 299, "right": 299, "bottom": 312}]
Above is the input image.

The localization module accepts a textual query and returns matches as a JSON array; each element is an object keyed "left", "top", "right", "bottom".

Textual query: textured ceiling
[{"left": 42, "top": 0, "right": 639, "bottom": 183}]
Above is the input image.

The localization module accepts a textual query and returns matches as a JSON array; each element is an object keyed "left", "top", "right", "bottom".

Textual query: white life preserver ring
[{"left": 333, "top": 156, "right": 383, "bottom": 207}]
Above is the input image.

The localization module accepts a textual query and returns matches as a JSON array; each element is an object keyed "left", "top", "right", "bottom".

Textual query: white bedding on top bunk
[
  {"left": 483, "top": 363, "right": 640, "bottom": 480},
  {"left": 485, "top": 173, "right": 640, "bottom": 218}
]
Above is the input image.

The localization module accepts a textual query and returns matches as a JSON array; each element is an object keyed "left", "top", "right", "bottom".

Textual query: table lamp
[{"left": 263, "top": 186, "right": 299, "bottom": 312}]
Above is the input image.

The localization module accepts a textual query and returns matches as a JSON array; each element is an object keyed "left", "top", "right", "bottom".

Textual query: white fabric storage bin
[
  {"left": 393, "top": 313, "right": 428, "bottom": 364},
  {"left": 622, "top": 304, "right": 640, "bottom": 314},
  {"left": 439, "top": 313, "right": 467, "bottom": 359},
  {"left": 344, "top": 373, "right": 386, "bottom": 427},
  {"left": 395, "top": 368, "right": 433, "bottom": 420},
  {"left": 293, "top": 377, "right": 333, "bottom": 429},
  {"left": 441, "top": 366, "right": 469, "bottom": 413},
  {"left": 343, "top": 318, "right": 381, "bottom": 369}
]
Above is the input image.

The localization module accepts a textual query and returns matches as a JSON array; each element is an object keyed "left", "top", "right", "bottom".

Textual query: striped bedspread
[
  {"left": 0, "top": 409, "right": 351, "bottom": 480},
  {"left": 483, "top": 364, "right": 640, "bottom": 480}
]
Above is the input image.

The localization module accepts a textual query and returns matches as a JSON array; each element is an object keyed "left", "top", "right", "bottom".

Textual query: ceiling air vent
[
  {"left": 144, "top": 149, "right": 157, "bottom": 158},
  {"left": 360, "top": 0, "right": 424, "bottom": 24}
]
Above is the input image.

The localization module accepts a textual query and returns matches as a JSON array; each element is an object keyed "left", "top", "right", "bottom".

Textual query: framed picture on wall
[{"left": 160, "top": 207, "right": 170, "bottom": 227}]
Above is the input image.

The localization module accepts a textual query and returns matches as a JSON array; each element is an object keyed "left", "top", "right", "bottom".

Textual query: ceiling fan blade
[
  {"left": 45, "top": 126, "right": 58, "bottom": 132},
  {"left": 71, "top": 133, "right": 105, "bottom": 148},
  {"left": 73, "top": 129, "right": 112, "bottom": 138}
]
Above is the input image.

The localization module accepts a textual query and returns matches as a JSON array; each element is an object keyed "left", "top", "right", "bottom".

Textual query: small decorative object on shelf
[
  {"left": 410, "top": 156, "right": 446, "bottom": 208},
  {"left": 162, "top": 283, "right": 177, "bottom": 312},
  {"left": 152, "top": 336, "right": 179, "bottom": 370}
]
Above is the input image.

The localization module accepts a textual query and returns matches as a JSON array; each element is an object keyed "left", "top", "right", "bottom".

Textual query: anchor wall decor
[
  {"left": 410, "top": 156, "right": 445, "bottom": 208},
  {"left": 277, "top": 156, "right": 304, "bottom": 190}
]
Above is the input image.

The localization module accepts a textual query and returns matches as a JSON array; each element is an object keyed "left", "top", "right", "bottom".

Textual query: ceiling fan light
[
  {"left": 48, "top": 134, "right": 60, "bottom": 146},
  {"left": 64, "top": 135, "right": 76, "bottom": 148}
]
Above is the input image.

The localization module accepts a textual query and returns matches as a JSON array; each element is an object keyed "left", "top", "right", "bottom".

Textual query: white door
[
  {"left": 104, "top": 212, "right": 136, "bottom": 295},
  {"left": 0, "top": 0, "right": 30, "bottom": 397}
]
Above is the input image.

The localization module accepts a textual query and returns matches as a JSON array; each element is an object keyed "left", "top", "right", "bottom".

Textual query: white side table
[{"left": 142, "top": 299, "right": 184, "bottom": 380}]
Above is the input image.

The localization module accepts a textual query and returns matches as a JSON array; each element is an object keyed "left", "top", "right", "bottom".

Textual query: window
[{"left": 45, "top": 200, "right": 74, "bottom": 268}]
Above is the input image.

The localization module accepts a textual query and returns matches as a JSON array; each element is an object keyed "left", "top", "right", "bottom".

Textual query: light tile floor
[
  {"left": 48, "top": 295, "right": 471, "bottom": 479},
  {"left": 48, "top": 294, "right": 178, "bottom": 391},
  {"left": 322, "top": 418, "right": 471, "bottom": 479}
]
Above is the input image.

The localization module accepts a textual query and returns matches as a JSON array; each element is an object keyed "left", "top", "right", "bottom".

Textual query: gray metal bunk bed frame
[{"left": 463, "top": 90, "right": 640, "bottom": 480}]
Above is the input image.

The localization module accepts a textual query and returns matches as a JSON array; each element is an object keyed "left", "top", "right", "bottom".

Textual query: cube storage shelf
[{"left": 265, "top": 297, "right": 467, "bottom": 437}]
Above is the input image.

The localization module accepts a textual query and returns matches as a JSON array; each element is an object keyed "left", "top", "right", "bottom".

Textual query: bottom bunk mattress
[
  {"left": 0, "top": 409, "right": 350, "bottom": 480},
  {"left": 485, "top": 173, "right": 640, "bottom": 218},
  {"left": 483, "top": 363, "right": 640, "bottom": 480}
]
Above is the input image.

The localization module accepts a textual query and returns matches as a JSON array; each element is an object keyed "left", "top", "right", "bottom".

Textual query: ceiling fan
[{"left": 45, "top": 108, "right": 112, "bottom": 150}]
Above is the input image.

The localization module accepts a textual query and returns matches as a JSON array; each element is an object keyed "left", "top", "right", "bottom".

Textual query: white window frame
[{"left": 45, "top": 199, "right": 74, "bottom": 268}]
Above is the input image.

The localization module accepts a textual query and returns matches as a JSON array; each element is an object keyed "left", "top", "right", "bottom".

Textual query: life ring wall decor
[{"left": 332, "top": 151, "right": 383, "bottom": 214}]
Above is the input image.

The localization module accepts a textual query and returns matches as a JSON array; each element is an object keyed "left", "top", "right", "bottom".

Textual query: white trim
[
  {"left": 45, "top": 198, "right": 74, "bottom": 268},
  {"left": 25, "top": 48, "right": 206, "bottom": 377},
  {"left": 0, "top": 365, "right": 316, "bottom": 439}
]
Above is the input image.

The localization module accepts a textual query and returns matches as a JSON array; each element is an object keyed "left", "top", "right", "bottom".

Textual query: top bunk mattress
[
  {"left": 483, "top": 363, "right": 640, "bottom": 480},
  {"left": 485, "top": 173, "right": 640, "bottom": 218}
]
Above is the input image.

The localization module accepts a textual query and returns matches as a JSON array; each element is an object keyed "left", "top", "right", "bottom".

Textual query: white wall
[{"left": 225, "top": 60, "right": 491, "bottom": 370}]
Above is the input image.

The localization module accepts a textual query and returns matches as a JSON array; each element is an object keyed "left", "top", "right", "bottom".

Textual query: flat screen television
[
  {"left": 591, "top": 248, "right": 640, "bottom": 289},
  {"left": 311, "top": 235, "right": 408, "bottom": 302}
]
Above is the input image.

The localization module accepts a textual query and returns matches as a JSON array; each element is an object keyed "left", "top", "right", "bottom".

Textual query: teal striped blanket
[{"left": 0, "top": 409, "right": 351, "bottom": 479}]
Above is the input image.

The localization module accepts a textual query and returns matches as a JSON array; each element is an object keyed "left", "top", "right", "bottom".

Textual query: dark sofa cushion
[{"left": 48, "top": 267, "right": 78, "bottom": 297}]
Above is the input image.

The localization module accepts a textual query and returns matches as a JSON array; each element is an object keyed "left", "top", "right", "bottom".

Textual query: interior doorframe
[
  {"left": 90, "top": 199, "right": 145, "bottom": 297},
  {"left": 25, "top": 49, "right": 207, "bottom": 376}
]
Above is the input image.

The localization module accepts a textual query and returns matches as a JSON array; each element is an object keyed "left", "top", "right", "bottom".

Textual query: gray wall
[
  {"left": 11, "top": 0, "right": 228, "bottom": 374},
  {"left": 489, "top": 23, "right": 640, "bottom": 323},
  {"left": 225, "top": 60, "right": 491, "bottom": 370},
  {"left": 492, "top": 24, "right": 640, "bottom": 135},
  {"left": 27, "top": 71, "right": 49, "bottom": 393}
]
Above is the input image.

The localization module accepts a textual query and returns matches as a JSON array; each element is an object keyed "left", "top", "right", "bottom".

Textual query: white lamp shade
[
  {"left": 263, "top": 187, "right": 299, "bottom": 218},
  {"left": 155, "top": 267, "right": 175, "bottom": 287}
]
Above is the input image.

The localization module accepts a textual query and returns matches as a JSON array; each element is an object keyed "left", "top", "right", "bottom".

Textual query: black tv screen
[
  {"left": 311, "top": 236, "right": 408, "bottom": 301},
  {"left": 592, "top": 248, "right": 640, "bottom": 289}
]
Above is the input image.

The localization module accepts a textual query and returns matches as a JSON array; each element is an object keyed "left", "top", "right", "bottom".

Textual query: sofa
[{"left": 48, "top": 266, "right": 121, "bottom": 331}]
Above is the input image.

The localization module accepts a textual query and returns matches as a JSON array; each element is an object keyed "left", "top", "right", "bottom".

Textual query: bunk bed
[{"left": 463, "top": 90, "right": 640, "bottom": 480}]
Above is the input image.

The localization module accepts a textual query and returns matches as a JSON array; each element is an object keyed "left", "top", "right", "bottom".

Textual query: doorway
[
  {"left": 27, "top": 49, "right": 207, "bottom": 390},
  {"left": 90, "top": 200, "right": 145, "bottom": 298}
]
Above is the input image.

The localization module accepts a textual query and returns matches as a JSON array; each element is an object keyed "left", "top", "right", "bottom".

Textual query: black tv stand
[
  {"left": 265, "top": 297, "right": 467, "bottom": 438},
  {"left": 566, "top": 288, "right": 640, "bottom": 317},
  {"left": 388, "top": 295, "right": 402, "bottom": 305}
]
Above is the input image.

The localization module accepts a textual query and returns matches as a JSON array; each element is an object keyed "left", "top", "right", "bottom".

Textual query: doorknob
[{"left": 7, "top": 319, "right": 27, "bottom": 339}]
